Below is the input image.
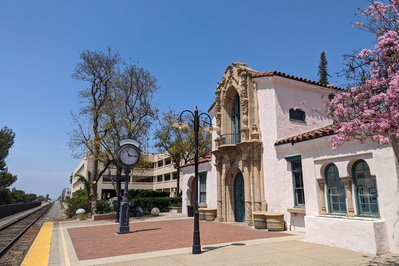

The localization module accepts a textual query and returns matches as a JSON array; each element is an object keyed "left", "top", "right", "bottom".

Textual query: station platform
[{"left": 22, "top": 212, "right": 399, "bottom": 266}]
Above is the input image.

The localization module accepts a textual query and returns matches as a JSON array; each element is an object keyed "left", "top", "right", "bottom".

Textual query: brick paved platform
[{"left": 68, "top": 219, "right": 290, "bottom": 260}]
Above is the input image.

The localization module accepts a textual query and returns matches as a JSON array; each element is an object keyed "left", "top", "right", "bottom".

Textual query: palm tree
[{"left": 76, "top": 174, "right": 90, "bottom": 197}]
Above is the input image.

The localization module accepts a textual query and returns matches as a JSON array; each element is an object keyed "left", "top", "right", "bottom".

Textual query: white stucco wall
[
  {"left": 181, "top": 160, "right": 216, "bottom": 215},
  {"left": 255, "top": 75, "right": 399, "bottom": 253},
  {"left": 256, "top": 77, "right": 305, "bottom": 229},
  {"left": 271, "top": 76, "right": 332, "bottom": 140},
  {"left": 275, "top": 137, "right": 399, "bottom": 254},
  {"left": 306, "top": 216, "right": 389, "bottom": 254}
]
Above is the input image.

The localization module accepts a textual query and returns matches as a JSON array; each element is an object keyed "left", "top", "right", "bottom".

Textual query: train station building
[
  {"left": 68, "top": 62, "right": 399, "bottom": 255},
  {"left": 181, "top": 62, "right": 399, "bottom": 255}
]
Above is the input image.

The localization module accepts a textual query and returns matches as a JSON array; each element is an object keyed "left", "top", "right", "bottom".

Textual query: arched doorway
[
  {"left": 234, "top": 173, "right": 245, "bottom": 222},
  {"left": 186, "top": 176, "right": 197, "bottom": 217}
]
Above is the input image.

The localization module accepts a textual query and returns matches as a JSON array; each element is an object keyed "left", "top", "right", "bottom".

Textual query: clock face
[{"left": 118, "top": 144, "right": 140, "bottom": 167}]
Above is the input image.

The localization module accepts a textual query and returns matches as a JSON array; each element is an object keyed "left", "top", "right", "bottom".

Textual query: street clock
[{"left": 117, "top": 139, "right": 141, "bottom": 168}]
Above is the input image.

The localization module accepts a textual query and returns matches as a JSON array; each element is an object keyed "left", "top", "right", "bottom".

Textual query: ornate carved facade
[{"left": 212, "top": 62, "right": 265, "bottom": 223}]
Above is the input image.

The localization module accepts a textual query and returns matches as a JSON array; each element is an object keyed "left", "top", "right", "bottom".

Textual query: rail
[{"left": 0, "top": 203, "right": 53, "bottom": 257}]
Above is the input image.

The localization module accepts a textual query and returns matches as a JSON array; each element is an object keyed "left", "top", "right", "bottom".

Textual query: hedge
[{"left": 128, "top": 189, "right": 169, "bottom": 198}]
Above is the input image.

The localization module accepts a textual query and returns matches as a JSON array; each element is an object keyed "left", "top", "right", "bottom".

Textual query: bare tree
[
  {"left": 101, "top": 63, "right": 158, "bottom": 211},
  {"left": 70, "top": 49, "right": 158, "bottom": 213},
  {"left": 70, "top": 48, "right": 121, "bottom": 213}
]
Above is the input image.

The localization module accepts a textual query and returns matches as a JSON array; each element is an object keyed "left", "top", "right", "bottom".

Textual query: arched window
[
  {"left": 231, "top": 93, "right": 241, "bottom": 144},
  {"left": 199, "top": 172, "right": 207, "bottom": 204},
  {"left": 289, "top": 108, "right": 306, "bottom": 122},
  {"left": 325, "top": 163, "right": 346, "bottom": 214},
  {"left": 352, "top": 160, "right": 379, "bottom": 216}
]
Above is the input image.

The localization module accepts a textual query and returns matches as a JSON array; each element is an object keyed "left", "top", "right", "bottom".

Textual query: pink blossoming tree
[{"left": 328, "top": 0, "right": 399, "bottom": 162}]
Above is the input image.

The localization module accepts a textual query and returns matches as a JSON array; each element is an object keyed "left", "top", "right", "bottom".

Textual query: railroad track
[{"left": 0, "top": 203, "right": 53, "bottom": 258}]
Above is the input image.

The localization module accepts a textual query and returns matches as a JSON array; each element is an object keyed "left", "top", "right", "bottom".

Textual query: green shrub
[
  {"left": 128, "top": 189, "right": 169, "bottom": 198},
  {"left": 169, "top": 197, "right": 182, "bottom": 207},
  {"left": 65, "top": 189, "right": 89, "bottom": 218},
  {"left": 130, "top": 197, "right": 171, "bottom": 213},
  {"left": 96, "top": 199, "right": 113, "bottom": 214}
]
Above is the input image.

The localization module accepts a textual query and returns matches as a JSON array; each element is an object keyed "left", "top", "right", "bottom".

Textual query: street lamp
[{"left": 173, "top": 106, "right": 213, "bottom": 254}]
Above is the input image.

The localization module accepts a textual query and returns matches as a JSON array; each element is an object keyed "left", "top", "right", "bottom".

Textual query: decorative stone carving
[
  {"left": 316, "top": 178, "right": 327, "bottom": 214},
  {"left": 217, "top": 200, "right": 224, "bottom": 222},
  {"left": 241, "top": 98, "right": 249, "bottom": 127},
  {"left": 214, "top": 62, "right": 254, "bottom": 138},
  {"left": 254, "top": 202, "right": 261, "bottom": 211},
  {"left": 251, "top": 124, "right": 259, "bottom": 140},
  {"left": 341, "top": 176, "right": 355, "bottom": 216},
  {"left": 245, "top": 201, "right": 252, "bottom": 222},
  {"left": 214, "top": 137, "right": 221, "bottom": 149},
  {"left": 242, "top": 159, "right": 250, "bottom": 167},
  {"left": 214, "top": 62, "right": 264, "bottom": 225},
  {"left": 241, "top": 127, "right": 249, "bottom": 141}
]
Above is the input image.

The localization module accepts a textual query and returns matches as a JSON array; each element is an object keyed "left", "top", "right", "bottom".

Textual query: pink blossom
[
  {"left": 353, "top": 21, "right": 364, "bottom": 27},
  {"left": 328, "top": 0, "right": 399, "bottom": 149}
]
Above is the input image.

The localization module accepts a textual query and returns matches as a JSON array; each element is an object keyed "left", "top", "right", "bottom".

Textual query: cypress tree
[{"left": 318, "top": 51, "right": 329, "bottom": 84}]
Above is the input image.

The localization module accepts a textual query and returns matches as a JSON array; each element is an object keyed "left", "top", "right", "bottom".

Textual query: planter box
[
  {"left": 199, "top": 208, "right": 217, "bottom": 221},
  {"left": 265, "top": 212, "right": 285, "bottom": 231},
  {"left": 169, "top": 206, "right": 182, "bottom": 214},
  {"left": 252, "top": 212, "right": 284, "bottom": 231},
  {"left": 199, "top": 208, "right": 205, "bottom": 220},
  {"left": 92, "top": 213, "right": 116, "bottom": 221},
  {"left": 253, "top": 212, "right": 267, "bottom": 229}
]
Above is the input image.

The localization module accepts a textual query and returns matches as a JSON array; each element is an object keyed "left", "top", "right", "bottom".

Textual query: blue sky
[{"left": 0, "top": 0, "right": 373, "bottom": 198}]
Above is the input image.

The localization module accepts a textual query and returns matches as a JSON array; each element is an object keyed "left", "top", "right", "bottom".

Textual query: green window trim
[
  {"left": 289, "top": 108, "right": 306, "bottom": 122},
  {"left": 286, "top": 155, "right": 305, "bottom": 208},
  {"left": 199, "top": 172, "right": 207, "bottom": 204},
  {"left": 352, "top": 160, "right": 379, "bottom": 217},
  {"left": 325, "top": 163, "right": 347, "bottom": 214}
]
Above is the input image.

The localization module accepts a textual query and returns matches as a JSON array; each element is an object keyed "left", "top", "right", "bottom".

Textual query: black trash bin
[{"left": 187, "top": 205, "right": 194, "bottom": 217}]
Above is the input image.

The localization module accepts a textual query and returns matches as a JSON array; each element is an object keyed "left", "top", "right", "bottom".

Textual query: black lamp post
[{"left": 174, "top": 106, "right": 212, "bottom": 254}]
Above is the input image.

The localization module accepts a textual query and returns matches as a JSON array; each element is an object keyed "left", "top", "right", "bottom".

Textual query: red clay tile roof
[
  {"left": 275, "top": 124, "right": 340, "bottom": 146},
  {"left": 181, "top": 155, "right": 212, "bottom": 168},
  {"left": 251, "top": 71, "right": 343, "bottom": 91}
]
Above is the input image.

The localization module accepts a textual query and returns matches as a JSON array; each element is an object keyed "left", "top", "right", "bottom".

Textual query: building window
[
  {"left": 157, "top": 160, "right": 163, "bottom": 167},
  {"left": 172, "top": 172, "right": 178, "bottom": 180},
  {"left": 231, "top": 93, "right": 241, "bottom": 144},
  {"left": 289, "top": 108, "right": 306, "bottom": 122},
  {"left": 286, "top": 155, "right": 305, "bottom": 207},
  {"left": 164, "top": 173, "right": 171, "bottom": 181},
  {"left": 102, "top": 174, "right": 129, "bottom": 182},
  {"left": 165, "top": 158, "right": 171, "bottom": 165},
  {"left": 199, "top": 172, "right": 207, "bottom": 203},
  {"left": 157, "top": 175, "right": 163, "bottom": 182},
  {"left": 352, "top": 160, "right": 379, "bottom": 216},
  {"left": 325, "top": 163, "right": 346, "bottom": 214}
]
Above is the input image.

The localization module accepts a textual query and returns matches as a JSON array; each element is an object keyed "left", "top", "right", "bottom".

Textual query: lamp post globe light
[
  {"left": 173, "top": 106, "right": 213, "bottom": 254},
  {"left": 116, "top": 138, "right": 141, "bottom": 234}
]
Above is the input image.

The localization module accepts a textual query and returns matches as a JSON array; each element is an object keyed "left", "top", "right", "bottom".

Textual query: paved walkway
[{"left": 22, "top": 207, "right": 399, "bottom": 265}]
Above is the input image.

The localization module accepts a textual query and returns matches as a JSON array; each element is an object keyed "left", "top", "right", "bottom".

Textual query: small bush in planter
[{"left": 65, "top": 189, "right": 89, "bottom": 218}]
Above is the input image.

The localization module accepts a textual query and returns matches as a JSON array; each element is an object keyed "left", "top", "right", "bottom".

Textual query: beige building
[{"left": 70, "top": 152, "right": 179, "bottom": 199}]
